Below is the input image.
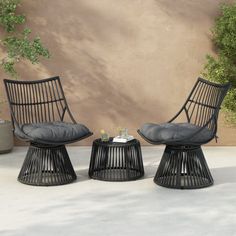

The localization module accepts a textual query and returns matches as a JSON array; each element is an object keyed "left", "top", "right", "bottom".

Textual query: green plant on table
[
  {"left": 203, "top": 2, "right": 236, "bottom": 123},
  {"left": 100, "top": 129, "right": 109, "bottom": 142}
]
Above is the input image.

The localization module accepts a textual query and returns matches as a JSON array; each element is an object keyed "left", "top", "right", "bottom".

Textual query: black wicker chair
[
  {"left": 138, "top": 78, "right": 230, "bottom": 189},
  {"left": 4, "top": 76, "right": 93, "bottom": 186}
]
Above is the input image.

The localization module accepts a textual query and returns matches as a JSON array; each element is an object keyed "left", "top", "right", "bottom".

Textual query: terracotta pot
[{"left": 0, "top": 120, "right": 14, "bottom": 154}]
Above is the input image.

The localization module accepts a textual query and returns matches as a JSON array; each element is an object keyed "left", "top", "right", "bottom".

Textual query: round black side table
[{"left": 89, "top": 138, "right": 144, "bottom": 181}]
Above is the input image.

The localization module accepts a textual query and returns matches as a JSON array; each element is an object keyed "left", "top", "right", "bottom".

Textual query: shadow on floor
[
  {"left": 74, "top": 163, "right": 159, "bottom": 183},
  {"left": 142, "top": 166, "right": 236, "bottom": 185},
  {"left": 74, "top": 169, "right": 90, "bottom": 183},
  {"left": 211, "top": 166, "right": 236, "bottom": 186}
]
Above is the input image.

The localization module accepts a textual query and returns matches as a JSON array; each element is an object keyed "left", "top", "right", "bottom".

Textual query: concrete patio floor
[{"left": 0, "top": 146, "right": 236, "bottom": 236}]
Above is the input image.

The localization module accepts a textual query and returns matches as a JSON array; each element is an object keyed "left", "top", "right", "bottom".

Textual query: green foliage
[
  {"left": 203, "top": 2, "right": 236, "bottom": 123},
  {"left": 0, "top": 0, "right": 50, "bottom": 78},
  {"left": 204, "top": 55, "right": 236, "bottom": 85},
  {"left": 213, "top": 3, "right": 236, "bottom": 59},
  {"left": 0, "top": 0, "right": 25, "bottom": 32}
]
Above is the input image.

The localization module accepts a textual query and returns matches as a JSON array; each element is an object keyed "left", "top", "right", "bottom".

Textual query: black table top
[{"left": 93, "top": 138, "right": 139, "bottom": 147}]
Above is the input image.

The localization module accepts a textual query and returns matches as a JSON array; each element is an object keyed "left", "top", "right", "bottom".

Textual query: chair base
[
  {"left": 154, "top": 145, "right": 213, "bottom": 189},
  {"left": 18, "top": 143, "right": 77, "bottom": 186}
]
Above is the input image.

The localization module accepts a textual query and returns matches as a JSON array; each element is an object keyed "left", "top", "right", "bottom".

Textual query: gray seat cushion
[
  {"left": 16, "top": 121, "right": 91, "bottom": 144},
  {"left": 139, "top": 122, "right": 213, "bottom": 144}
]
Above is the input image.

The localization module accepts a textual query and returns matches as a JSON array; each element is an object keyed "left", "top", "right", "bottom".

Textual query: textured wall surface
[{"left": 0, "top": 0, "right": 235, "bottom": 145}]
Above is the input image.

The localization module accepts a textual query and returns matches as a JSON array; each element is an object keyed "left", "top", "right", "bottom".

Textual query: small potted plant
[{"left": 100, "top": 129, "right": 109, "bottom": 142}]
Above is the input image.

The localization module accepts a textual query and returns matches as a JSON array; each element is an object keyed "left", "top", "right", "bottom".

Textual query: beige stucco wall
[{"left": 0, "top": 0, "right": 235, "bottom": 145}]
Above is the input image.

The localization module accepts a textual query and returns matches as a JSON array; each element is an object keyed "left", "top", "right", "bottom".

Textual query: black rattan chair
[
  {"left": 4, "top": 76, "right": 93, "bottom": 186},
  {"left": 138, "top": 78, "right": 230, "bottom": 189}
]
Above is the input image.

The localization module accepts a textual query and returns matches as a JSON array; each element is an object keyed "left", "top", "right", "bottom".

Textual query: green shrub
[{"left": 203, "top": 2, "right": 236, "bottom": 123}]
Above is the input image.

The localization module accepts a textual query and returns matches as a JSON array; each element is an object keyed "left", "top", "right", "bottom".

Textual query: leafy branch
[{"left": 0, "top": 0, "right": 50, "bottom": 78}]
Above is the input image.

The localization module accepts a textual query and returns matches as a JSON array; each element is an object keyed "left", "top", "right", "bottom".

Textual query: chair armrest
[
  {"left": 62, "top": 105, "right": 77, "bottom": 124},
  {"left": 168, "top": 105, "right": 189, "bottom": 123}
]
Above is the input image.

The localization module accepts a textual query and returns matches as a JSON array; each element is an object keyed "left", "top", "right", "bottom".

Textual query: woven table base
[{"left": 89, "top": 139, "right": 144, "bottom": 181}]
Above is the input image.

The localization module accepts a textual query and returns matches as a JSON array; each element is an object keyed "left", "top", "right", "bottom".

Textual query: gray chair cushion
[
  {"left": 139, "top": 122, "right": 212, "bottom": 144},
  {"left": 16, "top": 121, "right": 91, "bottom": 144}
]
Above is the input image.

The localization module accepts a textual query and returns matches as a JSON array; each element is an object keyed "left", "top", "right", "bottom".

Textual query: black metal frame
[
  {"left": 4, "top": 76, "right": 93, "bottom": 186},
  {"left": 138, "top": 78, "right": 230, "bottom": 189},
  {"left": 89, "top": 138, "right": 144, "bottom": 181}
]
